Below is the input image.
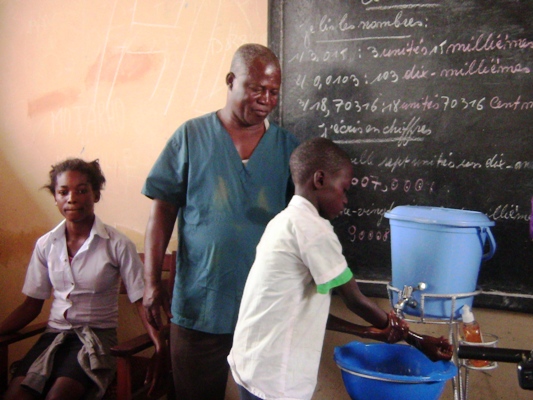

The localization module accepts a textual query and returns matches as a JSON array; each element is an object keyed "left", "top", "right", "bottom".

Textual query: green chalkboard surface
[{"left": 269, "top": 0, "right": 533, "bottom": 313}]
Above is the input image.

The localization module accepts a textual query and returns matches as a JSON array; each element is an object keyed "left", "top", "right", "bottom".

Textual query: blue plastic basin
[{"left": 334, "top": 341, "right": 457, "bottom": 400}]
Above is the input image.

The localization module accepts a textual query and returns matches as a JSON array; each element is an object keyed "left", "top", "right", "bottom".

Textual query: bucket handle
[{"left": 481, "top": 228, "right": 497, "bottom": 261}]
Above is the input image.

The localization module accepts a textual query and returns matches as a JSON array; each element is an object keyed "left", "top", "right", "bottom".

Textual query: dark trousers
[
  {"left": 238, "top": 384, "right": 264, "bottom": 400},
  {"left": 170, "top": 323, "right": 233, "bottom": 400}
]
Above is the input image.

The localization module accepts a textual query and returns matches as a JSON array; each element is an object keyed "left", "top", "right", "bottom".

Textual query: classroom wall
[
  {"left": 0, "top": 0, "right": 267, "bottom": 359},
  {"left": 1, "top": 2, "right": 531, "bottom": 400}
]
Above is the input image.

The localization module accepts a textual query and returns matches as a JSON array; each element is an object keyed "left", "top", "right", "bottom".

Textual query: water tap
[{"left": 394, "top": 282, "right": 427, "bottom": 318}]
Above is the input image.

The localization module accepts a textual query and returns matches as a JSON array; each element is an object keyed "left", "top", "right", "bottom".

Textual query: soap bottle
[{"left": 460, "top": 304, "right": 489, "bottom": 368}]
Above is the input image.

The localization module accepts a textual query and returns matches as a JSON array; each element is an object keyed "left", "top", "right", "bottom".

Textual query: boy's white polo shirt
[{"left": 228, "top": 195, "right": 352, "bottom": 399}]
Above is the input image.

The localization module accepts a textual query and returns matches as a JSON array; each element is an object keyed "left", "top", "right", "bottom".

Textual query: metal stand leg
[{"left": 387, "top": 284, "right": 498, "bottom": 400}]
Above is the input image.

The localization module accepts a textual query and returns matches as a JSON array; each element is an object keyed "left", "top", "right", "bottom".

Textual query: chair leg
[
  {"left": 115, "top": 357, "right": 133, "bottom": 400},
  {"left": 0, "top": 345, "right": 8, "bottom": 394}
]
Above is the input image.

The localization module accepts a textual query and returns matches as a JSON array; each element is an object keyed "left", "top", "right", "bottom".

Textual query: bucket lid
[{"left": 384, "top": 206, "right": 495, "bottom": 227}]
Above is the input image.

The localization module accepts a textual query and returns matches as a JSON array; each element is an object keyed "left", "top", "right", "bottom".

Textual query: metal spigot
[{"left": 394, "top": 282, "right": 427, "bottom": 318}]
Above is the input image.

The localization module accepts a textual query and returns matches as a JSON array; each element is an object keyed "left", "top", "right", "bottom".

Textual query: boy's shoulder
[{"left": 270, "top": 196, "right": 332, "bottom": 238}]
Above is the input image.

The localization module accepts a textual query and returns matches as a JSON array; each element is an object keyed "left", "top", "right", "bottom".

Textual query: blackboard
[{"left": 269, "top": 0, "right": 533, "bottom": 313}]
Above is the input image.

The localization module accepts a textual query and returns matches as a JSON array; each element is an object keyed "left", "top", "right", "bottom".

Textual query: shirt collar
[
  {"left": 49, "top": 215, "right": 109, "bottom": 241},
  {"left": 289, "top": 195, "right": 319, "bottom": 216},
  {"left": 92, "top": 216, "right": 110, "bottom": 239}
]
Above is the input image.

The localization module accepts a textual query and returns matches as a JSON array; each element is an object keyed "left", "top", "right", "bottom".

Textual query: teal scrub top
[{"left": 142, "top": 112, "right": 299, "bottom": 333}]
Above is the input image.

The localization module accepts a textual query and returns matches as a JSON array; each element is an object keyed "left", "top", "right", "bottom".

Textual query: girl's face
[
  {"left": 54, "top": 170, "right": 99, "bottom": 224},
  {"left": 316, "top": 164, "right": 353, "bottom": 221}
]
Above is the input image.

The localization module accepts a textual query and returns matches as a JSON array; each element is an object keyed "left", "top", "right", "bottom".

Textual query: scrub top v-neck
[{"left": 142, "top": 112, "right": 299, "bottom": 333}]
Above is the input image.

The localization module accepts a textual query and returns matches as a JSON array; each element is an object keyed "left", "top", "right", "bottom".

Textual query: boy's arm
[
  {"left": 333, "top": 279, "right": 408, "bottom": 343},
  {"left": 404, "top": 331, "right": 453, "bottom": 361},
  {"left": 326, "top": 311, "right": 407, "bottom": 344},
  {"left": 331, "top": 278, "right": 453, "bottom": 361},
  {"left": 335, "top": 278, "right": 391, "bottom": 329}
]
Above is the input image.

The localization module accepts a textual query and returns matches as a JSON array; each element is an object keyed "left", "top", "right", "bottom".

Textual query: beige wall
[
  {"left": 0, "top": 0, "right": 267, "bottom": 358},
  {"left": 1, "top": 2, "right": 532, "bottom": 400}
]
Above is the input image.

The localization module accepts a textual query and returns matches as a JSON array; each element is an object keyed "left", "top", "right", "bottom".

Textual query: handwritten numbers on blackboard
[{"left": 271, "top": 0, "right": 533, "bottom": 312}]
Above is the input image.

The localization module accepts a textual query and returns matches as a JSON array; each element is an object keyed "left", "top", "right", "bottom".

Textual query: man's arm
[
  {"left": 135, "top": 300, "right": 169, "bottom": 396},
  {"left": 143, "top": 199, "right": 178, "bottom": 330}
]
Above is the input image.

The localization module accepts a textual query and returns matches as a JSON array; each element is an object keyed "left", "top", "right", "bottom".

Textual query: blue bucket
[
  {"left": 334, "top": 341, "right": 457, "bottom": 400},
  {"left": 385, "top": 206, "right": 496, "bottom": 319}
]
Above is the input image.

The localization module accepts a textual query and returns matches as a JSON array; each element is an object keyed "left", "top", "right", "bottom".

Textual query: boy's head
[{"left": 290, "top": 137, "right": 353, "bottom": 220}]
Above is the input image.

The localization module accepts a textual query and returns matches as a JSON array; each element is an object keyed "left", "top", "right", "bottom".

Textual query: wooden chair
[
  {"left": 108, "top": 251, "right": 175, "bottom": 399},
  {"left": 0, "top": 251, "right": 176, "bottom": 400}
]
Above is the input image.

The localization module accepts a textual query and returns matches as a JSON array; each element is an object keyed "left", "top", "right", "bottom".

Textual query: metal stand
[
  {"left": 387, "top": 284, "right": 496, "bottom": 400},
  {"left": 458, "top": 333, "right": 499, "bottom": 400}
]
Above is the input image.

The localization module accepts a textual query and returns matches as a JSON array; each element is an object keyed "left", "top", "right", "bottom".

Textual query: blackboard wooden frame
[{"left": 269, "top": 0, "right": 533, "bottom": 314}]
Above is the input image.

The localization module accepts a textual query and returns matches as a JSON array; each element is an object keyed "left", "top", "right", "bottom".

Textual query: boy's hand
[
  {"left": 406, "top": 332, "right": 454, "bottom": 361},
  {"left": 363, "top": 311, "right": 409, "bottom": 343}
]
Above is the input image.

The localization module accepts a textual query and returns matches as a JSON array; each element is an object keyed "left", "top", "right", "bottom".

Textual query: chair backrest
[{"left": 120, "top": 251, "right": 177, "bottom": 294}]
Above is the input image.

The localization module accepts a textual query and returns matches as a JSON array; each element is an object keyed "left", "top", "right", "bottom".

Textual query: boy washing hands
[{"left": 228, "top": 137, "right": 452, "bottom": 400}]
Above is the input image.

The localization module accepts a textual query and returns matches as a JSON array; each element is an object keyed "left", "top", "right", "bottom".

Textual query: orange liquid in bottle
[{"left": 463, "top": 324, "right": 490, "bottom": 368}]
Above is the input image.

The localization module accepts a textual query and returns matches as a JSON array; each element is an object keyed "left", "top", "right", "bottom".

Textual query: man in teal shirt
[{"left": 142, "top": 43, "right": 299, "bottom": 399}]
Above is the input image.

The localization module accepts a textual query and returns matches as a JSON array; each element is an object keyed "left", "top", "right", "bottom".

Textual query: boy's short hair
[{"left": 290, "top": 137, "right": 351, "bottom": 184}]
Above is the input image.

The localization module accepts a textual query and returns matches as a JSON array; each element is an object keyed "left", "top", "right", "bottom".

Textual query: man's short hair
[{"left": 230, "top": 43, "right": 280, "bottom": 74}]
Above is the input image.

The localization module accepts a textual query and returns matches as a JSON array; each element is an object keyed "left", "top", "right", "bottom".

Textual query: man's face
[{"left": 227, "top": 59, "right": 281, "bottom": 127}]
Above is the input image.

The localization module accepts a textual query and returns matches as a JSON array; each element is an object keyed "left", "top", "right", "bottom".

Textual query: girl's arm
[{"left": 0, "top": 296, "right": 44, "bottom": 335}]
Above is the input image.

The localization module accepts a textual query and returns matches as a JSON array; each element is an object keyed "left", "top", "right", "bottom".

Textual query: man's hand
[
  {"left": 143, "top": 282, "right": 172, "bottom": 331},
  {"left": 144, "top": 326, "right": 170, "bottom": 398},
  {"left": 406, "top": 332, "right": 454, "bottom": 361}
]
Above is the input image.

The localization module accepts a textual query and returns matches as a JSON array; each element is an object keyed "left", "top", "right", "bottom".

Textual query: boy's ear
[{"left": 313, "top": 170, "right": 325, "bottom": 189}]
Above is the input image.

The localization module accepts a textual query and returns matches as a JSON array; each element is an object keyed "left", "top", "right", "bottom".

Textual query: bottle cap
[{"left": 461, "top": 304, "right": 475, "bottom": 323}]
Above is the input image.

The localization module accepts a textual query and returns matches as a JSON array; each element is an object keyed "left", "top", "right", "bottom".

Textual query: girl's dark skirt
[{"left": 13, "top": 331, "right": 95, "bottom": 393}]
